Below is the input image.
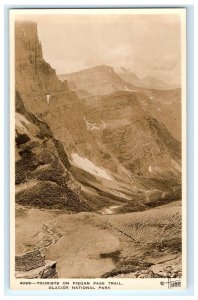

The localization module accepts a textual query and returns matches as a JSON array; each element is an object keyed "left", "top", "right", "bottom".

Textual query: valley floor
[{"left": 15, "top": 201, "right": 182, "bottom": 278}]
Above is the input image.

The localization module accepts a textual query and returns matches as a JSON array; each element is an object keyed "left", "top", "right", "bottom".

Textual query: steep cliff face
[
  {"left": 14, "top": 21, "right": 182, "bottom": 281},
  {"left": 59, "top": 64, "right": 181, "bottom": 141},
  {"left": 15, "top": 22, "right": 133, "bottom": 211},
  {"left": 15, "top": 250, "right": 58, "bottom": 279},
  {"left": 15, "top": 22, "right": 69, "bottom": 113},
  {"left": 15, "top": 91, "right": 89, "bottom": 211},
  {"left": 138, "top": 89, "right": 181, "bottom": 141},
  {"left": 15, "top": 21, "right": 181, "bottom": 212},
  {"left": 84, "top": 91, "right": 181, "bottom": 180},
  {"left": 15, "top": 22, "right": 121, "bottom": 172},
  {"left": 15, "top": 22, "right": 84, "bottom": 153}
]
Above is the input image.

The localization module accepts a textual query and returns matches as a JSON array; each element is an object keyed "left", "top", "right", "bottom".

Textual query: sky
[{"left": 14, "top": 11, "right": 183, "bottom": 85}]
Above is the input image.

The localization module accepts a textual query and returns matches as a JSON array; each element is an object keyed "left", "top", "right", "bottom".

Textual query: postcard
[{"left": 10, "top": 8, "right": 186, "bottom": 290}]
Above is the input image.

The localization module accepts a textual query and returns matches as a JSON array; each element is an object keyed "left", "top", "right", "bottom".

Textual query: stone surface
[
  {"left": 15, "top": 249, "right": 58, "bottom": 279},
  {"left": 15, "top": 260, "right": 58, "bottom": 279},
  {"left": 15, "top": 250, "right": 45, "bottom": 272}
]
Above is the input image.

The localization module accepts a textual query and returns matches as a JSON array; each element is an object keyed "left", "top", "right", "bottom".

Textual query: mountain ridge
[
  {"left": 59, "top": 64, "right": 181, "bottom": 141},
  {"left": 15, "top": 21, "right": 181, "bottom": 213},
  {"left": 58, "top": 64, "right": 137, "bottom": 96}
]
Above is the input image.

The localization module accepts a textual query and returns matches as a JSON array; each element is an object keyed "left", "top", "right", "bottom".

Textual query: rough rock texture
[
  {"left": 60, "top": 65, "right": 181, "bottom": 141},
  {"left": 110, "top": 264, "right": 182, "bottom": 278},
  {"left": 84, "top": 91, "right": 181, "bottom": 181},
  {"left": 15, "top": 91, "right": 89, "bottom": 211},
  {"left": 15, "top": 21, "right": 181, "bottom": 211},
  {"left": 15, "top": 200, "right": 182, "bottom": 278},
  {"left": 15, "top": 250, "right": 58, "bottom": 279},
  {"left": 15, "top": 22, "right": 69, "bottom": 113},
  {"left": 16, "top": 260, "right": 58, "bottom": 279},
  {"left": 15, "top": 22, "right": 121, "bottom": 175},
  {"left": 15, "top": 250, "right": 45, "bottom": 271},
  {"left": 133, "top": 89, "right": 181, "bottom": 141},
  {"left": 14, "top": 22, "right": 182, "bottom": 281},
  {"left": 100, "top": 201, "right": 182, "bottom": 278}
]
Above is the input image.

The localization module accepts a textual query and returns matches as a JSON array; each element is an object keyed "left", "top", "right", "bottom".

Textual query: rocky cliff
[
  {"left": 84, "top": 91, "right": 181, "bottom": 179},
  {"left": 15, "top": 21, "right": 181, "bottom": 213},
  {"left": 15, "top": 91, "right": 89, "bottom": 211},
  {"left": 15, "top": 250, "right": 58, "bottom": 279},
  {"left": 15, "top": 22, "right": 69, "bottom": 113},
  {"left": 15, "top": 22, "right": 122, "bottom": 172},
  {"left": 14, "top": 21, "right": 182, "bottom": 282},
  {"left": 15, "top": 22, "right": 85, "bottom": 153},
  {"left": 59, "top": 65, "right": 181, "bottom": 141},
  {"left": 15, "top": 21, "right": 133, "bottom": 211}
]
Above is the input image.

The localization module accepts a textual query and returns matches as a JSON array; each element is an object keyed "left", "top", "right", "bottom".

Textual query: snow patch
[
  {"left": 16, "top": 181, "right": 38, "bottom": 193},
  {"left": 112, "top": 190, "right": 126, "bottom": 198},
  {"left": 124, "top": 86, "right": 131, "bottom": 91},
  {"left": 101, "top": 205, "right": 120, "bottom": 215},
  {"left": 84, "top": 116, "right": 100, "bottom": 130},
  {"left": 46, "top": 94, "right": 50, "bottom": 104},
  {"left": 84, "top": 116, "right": 107, "bottom": 131},
  {"left": 150, "top": 96, "right": 160, "bottom": 102},
  {"left": 15, "top": 113, "right": 30, "bottom": 133},
  {"left": 71, "top": 153, "right": 112, "bottom": 181},
  {"left": 22, "top": 30, "right": 26, "bottom": 37},
  {"left": 16, "top": 113, "right": 30, "bottom": 125},
  {"left": 124, "top": 86, "right": 136, "bottom": 92},
  {"left": 101, "top": 120, "right": 106, "bottom": 129}
]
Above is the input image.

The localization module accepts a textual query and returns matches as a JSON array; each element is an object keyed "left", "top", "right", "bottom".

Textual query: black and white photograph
[{"left": 10, "top": 8, "right": 186, "bottom": 290}]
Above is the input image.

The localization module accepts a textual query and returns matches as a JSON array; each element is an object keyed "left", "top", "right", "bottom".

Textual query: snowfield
[
  {"left": 71, "top": 153, "right": 112, "bottom": 181},
  {"left": 15, "top": 113, "right": 30, "bottom": 133},
  {"left": 46, "top": 94, "right": 50, "bottom": 104}
]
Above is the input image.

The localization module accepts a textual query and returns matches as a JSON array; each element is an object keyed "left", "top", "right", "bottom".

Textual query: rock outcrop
[
  {"left": 15, "top": 91, "right": 89, "bottom": 211},
  {"left": 84, "top": 91, "right": 181, "bottom": 180},
  {"left": 14, "top": 21, "right": 182, "bottom": 281},
  {"left": 59, "top": 65, "right": 181, "bottom": 141},
  {"left": 15, "top": 250, "right": 58, "bottom": 279},
  {"left": 15, "top": 21, "right": 181, "bottom": 212},
  {"left": 15, "top": 22, "right": 120, "bottom": 173}
]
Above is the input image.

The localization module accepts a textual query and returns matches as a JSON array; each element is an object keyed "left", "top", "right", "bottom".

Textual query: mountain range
[
  {"left": 15, "top": 21, "right": 181, "bottom": 213},
  {"left": 14, "top": 21, "right": 182, "bottom": 280},
  {"left": 59, "top": 65, "right": 181, "bottom": 141},
  {"left": 117, "top": 68, "right": 180, "bottom": 90}
]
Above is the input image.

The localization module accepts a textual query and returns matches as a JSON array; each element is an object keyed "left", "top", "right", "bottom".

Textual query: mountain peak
[
  {"left": 62, "top": 64, "right": 115, "bottom": 76},
  {"left": 58, "top": 64, "right": 136, "bottom": 96}
]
